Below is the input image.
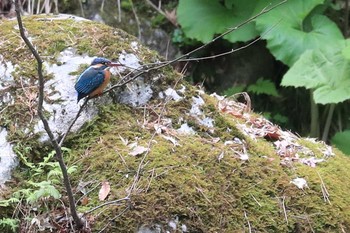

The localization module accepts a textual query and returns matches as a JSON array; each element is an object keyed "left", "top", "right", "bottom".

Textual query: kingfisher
[{"left": 74, "top": 57, "right": 121, "bottom": 102}]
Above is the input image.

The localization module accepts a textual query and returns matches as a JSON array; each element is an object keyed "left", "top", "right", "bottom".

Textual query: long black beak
[{"left": 108, "top": 62, "right": 122, "bottom": 67}]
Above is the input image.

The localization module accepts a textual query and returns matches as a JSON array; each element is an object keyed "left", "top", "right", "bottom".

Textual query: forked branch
[{"left": 14, "top": 0, "right": 84, "bottom": 229}]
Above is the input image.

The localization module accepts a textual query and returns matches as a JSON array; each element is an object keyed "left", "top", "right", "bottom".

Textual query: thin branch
[
  {"left": 59, "top": 98, "right": 89, "bottom": 146},
  {"left": 145, "top": 0, "right": 166, "bottom": 17},
  {"left": 321, "top": 103, "right": 335, "bottom": 142},
  {"left": 75, "top": 181, "right": 101, "bottom": 205},
  {"left": 117, "top": 0, "right": 121, "bottom": 22},
  {"left": 281, "top": 196, "right": 288, "bottom": 224},
  {"left": 83, "top": 197, "right": 130, "bottom": 215},
  {"left": 103, "top": 0, "right": 287, "bottom": 94},
  {"left": 129, "top": 0, "right": 141, "bottom": 40},
  {"left": 317, "top": 171, "right": 331, "bottom": 204},
  {"left": 244, "top": 210, "right": 252, "bottom": 233},
  {"left": 145, "top": 0, "right": 177, "bottom": 26},
  {"left": 310, "top": 90, "right": 320, "bottom": 138},
  {"left": 178, "top": 20, "right": 281, "bottom": 62},
  {"left": 250, "top": 193, "right": 262, "bottom": 207},
  {"left": 14, "top": 0, "right": 84, "bottom": 229}
]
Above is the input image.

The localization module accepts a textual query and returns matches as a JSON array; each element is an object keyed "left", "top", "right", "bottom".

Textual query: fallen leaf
[
  {"left": 81, "top": 196, "right": 89, "bottom": 206},
  {"left": 128, "top": 142, "right": 138, "bottom": 149},
  {"left": 290, "top": 177, "right": 308, "bottom": 189},
  {"left": 300, "top": 157, "right": 324, "bottom": 167},
  {"left": 217, "top": 151, "right": 224, "bottom": 162},
  {"left": 236, "top": 151, "right": 249, "bottom": 161},
  {"left": 129, "top": 146, "right": 149, "bottom": 156},
  {"left": 161, "top": 135, "right": 179, "bottom": 146},
  {"left": 165, "top": 9, "right": 178, "bottom": 26},
  {"left": 98, "top": 181, "right": 111, "bottom": 201}
]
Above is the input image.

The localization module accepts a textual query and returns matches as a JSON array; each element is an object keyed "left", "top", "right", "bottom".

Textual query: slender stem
[
  {"left": 322, "top": 104, "right": 335, "bottom": 142},
  {"left": 310, "top": 90, "right": 319, "bottom": 138},
  {"left": 59, "top": 98, "right": 89, "bottom": 146},
  {"left": 83, "top": 197, "right": 130, "bottom": 215},
  {"left": 14, "top": 1, "right": 83, "bottom": 229}
]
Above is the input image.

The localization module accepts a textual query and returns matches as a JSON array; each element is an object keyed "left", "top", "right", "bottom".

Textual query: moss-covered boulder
[{"left": 1, "top": 15, "right": 350, "bottom": 233}]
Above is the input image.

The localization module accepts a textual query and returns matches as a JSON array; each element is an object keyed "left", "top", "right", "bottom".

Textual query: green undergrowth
[{"left": 62, "top": 101, "right": 350, "bottom": 232}]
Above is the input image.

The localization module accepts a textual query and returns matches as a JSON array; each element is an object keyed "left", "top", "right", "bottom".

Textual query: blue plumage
[
  {"left": 91, "top": 57, "right": 111, "bottom": 66},
  {"left": 75, "top": 65, "right": 107, "bottom": 102},
  {"left": 74, "top": 57, "right": 119, "bottom": 102}
]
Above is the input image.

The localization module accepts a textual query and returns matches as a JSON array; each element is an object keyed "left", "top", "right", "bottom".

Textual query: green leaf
[
  {"left": 0, "top": 218, "right": 19, "bottom": 232},
  {"left": 0, "top": 198, "right": 20, "bottom": 207},
  {"left": 281, "top": 40, "right": 350, "bottom": 104},
  {"left": 47, "top": 169, "right": 62, "bottom": 179},
  {"left": 341, "top": 44, "right": 350, "bottom": 60},
  {"left": 27, "top": 181, "right": 61, "bottom": 204},
  {"left": 247, "top": 78, "right": 279, "bottom": 97},
  {"left": 177, "top": 0, "right": 259, "bottom": 43},
  {"left": 67, "top": 165, "right": 78, "bottom": 174},
  {"left": 331, "top": 130, "right": 350, "bottom": 155},
  {"left": 255, "top": 0, "right": 343, "bottom": 66}
]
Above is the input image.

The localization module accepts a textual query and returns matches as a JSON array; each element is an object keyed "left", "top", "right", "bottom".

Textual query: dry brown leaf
[
  {"left": 98, "top": 181, "right": 110, "bottom": 201},
  {"left": 165, "top": 9, "right": 178, "bottom": 26},
  {"left": 81, "top": 196, "right": 89, "bottom": 206}
]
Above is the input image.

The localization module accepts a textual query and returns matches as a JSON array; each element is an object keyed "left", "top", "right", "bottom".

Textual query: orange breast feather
[{"left": 89, "top": 69, "right": 111, "bottom": 97}]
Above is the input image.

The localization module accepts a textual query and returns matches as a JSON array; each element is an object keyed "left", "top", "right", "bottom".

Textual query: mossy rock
[{"left": 0, "top": 15, "right": 350, "bottom": 233}]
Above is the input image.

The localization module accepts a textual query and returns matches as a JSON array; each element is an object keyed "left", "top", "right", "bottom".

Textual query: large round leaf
[
  {"left": 177, "top": 0, "right": 258, "bottom": 43},
  {"left": 331, "top": 130, "right": 350, "bottom": 155},
  {"left": 281, "top": 40, "right": 350, "bottom": 104},
  {"left": 255, "top": 0, "right": 343, "bottom": 66}
]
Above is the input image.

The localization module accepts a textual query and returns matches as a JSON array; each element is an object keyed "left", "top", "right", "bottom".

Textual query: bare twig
[
  {"left": 83, "top": 197, "right": 130, "bottom": 215},
  {"left": 103, "top": 0, "right": 287, "bottom": 95},
  {"left": 129, "top": 0, "right": 141, "bottom": 40},
  {"left": 281, "top": 196, "right": 288, "bottom": 224},
  {"left": 75, "top": 181, "right": 101, "bottom": 205},
  {"left": 145, "top": 167, "right": 155, "bottom": 192},
  {"left": 321, "top": 103, "right": 335, "bottom": 142},
  {"left": 14, "top": 0, "right": 84, "bottom": 229},
  {"left": 317, "top": 171, "right": 331, "bottom": 204},
  {"left": 244, "top": 210, "right": 252, "bottom": 233},
  {"left": 145, "top": 0, "right": 177, "bottom": 26},
  {"left": 145, "top": 0, "right": 166, "bottom": 17},
  {"left": 177, "top": 20, "right": 281, "bottom": 62},
  {"left": 195, "top": 187, "right": 211, "bottom": 204},
  {"left": 58, "top": 198, "right": 75, "bottom": 232},
  {"left": 250, "top": 193, "right": 262, "bottom": 207},
  {"left": 117, "top": 0, "right": 121, "bottom": 22},
  {"left": 78, "top": 0, "right": 85, "bottom": 18},
  {"left": 58, "top": 98, "right": 89, "bottom": 146}
]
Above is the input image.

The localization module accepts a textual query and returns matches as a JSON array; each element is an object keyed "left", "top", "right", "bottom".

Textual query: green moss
[{"left": 59, "top": 101, "right": 350, "bottom": 232}]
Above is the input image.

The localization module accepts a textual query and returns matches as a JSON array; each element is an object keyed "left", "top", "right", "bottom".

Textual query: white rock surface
[{"left": 0, "top": 128, "right": 18, "bottom": 186}]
